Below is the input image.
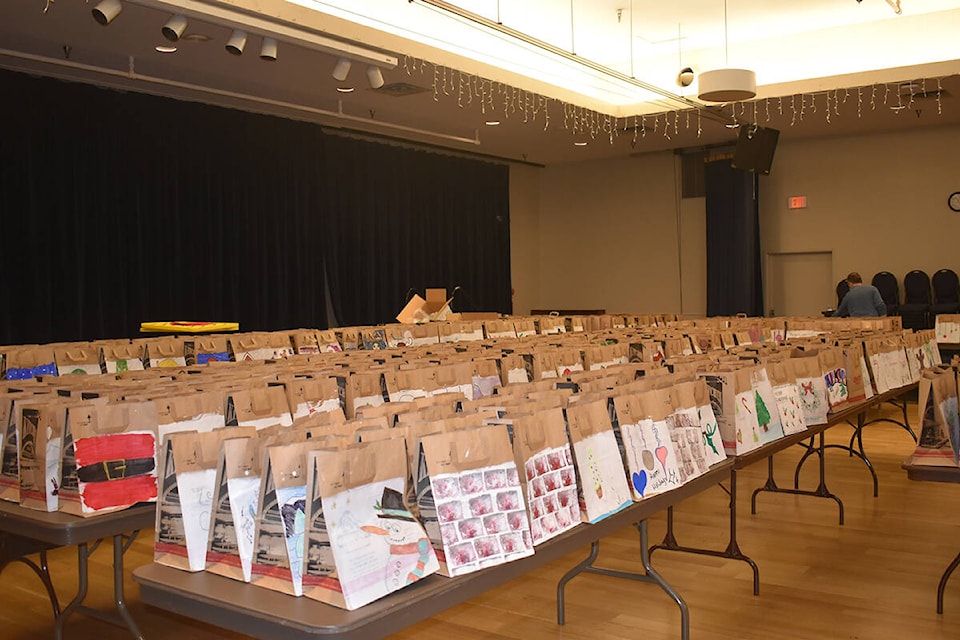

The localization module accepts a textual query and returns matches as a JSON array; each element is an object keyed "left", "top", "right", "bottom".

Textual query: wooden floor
[{"left": 4, "top": 399, "right": 960, "bottom": 639}]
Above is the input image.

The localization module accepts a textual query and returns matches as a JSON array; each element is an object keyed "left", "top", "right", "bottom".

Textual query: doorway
[{"left": 766, "top": 252, "right": 833, "bottom": 317}]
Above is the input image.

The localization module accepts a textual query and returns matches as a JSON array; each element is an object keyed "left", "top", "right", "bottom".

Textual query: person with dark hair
[{"left": 833, "top": 271, "right": 886, "bottom": 317}]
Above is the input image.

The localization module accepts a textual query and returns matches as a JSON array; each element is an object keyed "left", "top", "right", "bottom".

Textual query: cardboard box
[{"left": 396, "top": 289, "right": 454, "bottom": 324}]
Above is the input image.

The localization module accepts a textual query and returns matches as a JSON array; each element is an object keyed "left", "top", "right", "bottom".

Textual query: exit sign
[{"left": 788, "top": 196, "right": 808, "bottom": 209}]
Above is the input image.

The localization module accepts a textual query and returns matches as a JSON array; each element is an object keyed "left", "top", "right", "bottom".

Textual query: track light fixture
[
  {"left": 259, "top": 37, "right": 278, "bottom": 61},
  {"left": 91, "top": 0, "right": 122, "bottom": 26},
  {"left": 161, "top": 15, "right": 188, "bottom": 42},
  {"left": 332, "top": 58, "right": 352, "bottom": 82},
  {"left": 225, "top": 30, "right": 247, "bottom": 55},
  {"left": 366, "top": 65, "right": 385, "bottom": 89}
]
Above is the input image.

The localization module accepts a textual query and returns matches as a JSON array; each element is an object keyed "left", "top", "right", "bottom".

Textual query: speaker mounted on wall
[{"left": 732, "top": 124, "right": 780, "bottom": 175}]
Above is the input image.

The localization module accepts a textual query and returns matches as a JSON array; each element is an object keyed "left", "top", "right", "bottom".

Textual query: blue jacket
[{"left": 834, "top": 284, "right": 886, "bottom": 317}]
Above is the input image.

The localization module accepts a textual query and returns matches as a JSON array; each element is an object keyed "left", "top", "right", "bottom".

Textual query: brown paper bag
[
  {"left": 512, "top": 408, "right": 580, "bottom": 544},
  {"left": 155, "top": 428, "right": 254, "bottom": 572},
  {"left": 228, "top": 387, "right": 293, "bottom": 430},
  {"left": 302, "top": 439, "right": 439, "bottom": 610},
  {"left": 565, "top": 399, "right": 633, "bottom": 521},
  {"left": 417, "top": 425, "right": 533, "bottom": 576},
  {"left": 64, "top": 401, "right": 159, "bottom": 516}
]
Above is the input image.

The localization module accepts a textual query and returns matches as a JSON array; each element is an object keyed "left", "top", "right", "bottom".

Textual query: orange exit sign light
[{"left": 788, "top": 196, "right": 807, "bottom": 209}]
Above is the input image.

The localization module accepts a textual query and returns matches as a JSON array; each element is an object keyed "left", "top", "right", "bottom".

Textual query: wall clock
[{"left": 950, "top": 192, "right": 960, "bottom": 212}]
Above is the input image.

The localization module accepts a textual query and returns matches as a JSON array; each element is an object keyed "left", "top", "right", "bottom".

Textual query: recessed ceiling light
[
  {"left": 890, "top": 104, "right": 908, "bottom": 111},
  {"left": 725, "top": 121, "right": 740, "bottom": 129},
  {"left": 485, "top": 120, "right": 500, "bottom": 126},
  {"left": 336, "top": 86, "right": 354, "bottom": 93},
  {"left": 155, "top": 45, "right": 177, "bottom": 53},
  {"left": 180, "top": 33, "right": 212, "bottom": 42},
  {"left": 574, "top": 141, "right": 588, "bottom": 146}
]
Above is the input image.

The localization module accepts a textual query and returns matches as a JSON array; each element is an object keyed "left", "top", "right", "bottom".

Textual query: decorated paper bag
[
  {"left": 732, "top": 368, "right": 764, "bottom": 453},
  {"left": 65, "top": 400, "right": 159, "bottom": 516},
  {"left": 284, "top": 377, "right": 343, "bottom": 422},
  {"left": 155, "top": 390, "right": 226, "bottom": 444},
  {"left": 54, "top": 345, "right": 102, "bottom": 376},
  {"left": 613, "top": 391, "right": 683, "bottom": 500},
  {"left": 314, "top": 330, "right": 341, "bottom": 353},
  {"left": 863, "top": 338, "right": 889, "bottom": 395},
  {"left": 909, "top": 367, "right": 960, "bottom": 467},
  {"left": 499, "top": 353, "right": 529, "bottom": 385},
  {"left": 840, "top": 345, "right": 868, "bottom": 404},
  {"left": 691, "top": 379, "right": 728, "bottom": 464},
  {"left": 750, "top": 366, "right": 785, "bottom": 445},
  {"left": 155, "top": 428, "right": 253, "bottom": 571},
  {"left": 148, "top": 338, "right": 187, "bottom": 368},
  {"left": 102, "top": 341, "right": 146, "bottom": 374},
  {"left": 229, "top": 333, "right": 274, "bottom": 362},
  {"left": 303, "top": 439, "right": 439, "bottom": 610},
  {"left": 384, "top": 368, "right": 431, "bottom": 403},
  {"left": 818, "top": 348, "right": 849, "bottom": 412},
  {"left": 697, "top": 368, "right": 760, "bottom": 455},
  {"left": 565, "top": 399, "right": 632, "bottom": 521},
  {"left": 789, "top": 356, "right": 829, "bottom": 426},
  {"left": 417, "top": 425, "right": 533, "bottom": 576},
  {"left": 193, "top": 336, "right": 231, "bottom": 364},
  {"left": 206, "top": 434, "right": 267, "bottom": 582},
  {"left": 512, "top": 408, "right": 580, "bottom": 545},
  {"left": 18, "top": 399, "right": 66, "bottom": 511},
  {"left": 484, "top": 319, "right": 517, "bottom": 340},
  {"left": 0, "top": 393, "right": 52, "bottom": 501},
  {"left": 471, "top": 359, "right": 502, "bottom": 398},
  {"left": 228, "top": 387, "right": 293, "bottom": 430},
  {"left": 359, "top": 327, "right": 388, "bottom": 351},
  {"left": 432, "top": 362, "right": 475, "bottom": 401},
  {"left": 290, "top": 330, "right": 321, "bottom": 355},
  {"left": 669, "top": 381, "right": 716, "bottom": 473},
  {"left": 5, "top": 346, "right": 58, "bottom": 380},
  {"left": 250, "top": 441, "right": 328, "bottom": 596},
  {"left": 766, "top": 360, "right": 808, "bottom": 436},
  {"left": 344, "top": 371, "right": 386, "bottom": 418}
]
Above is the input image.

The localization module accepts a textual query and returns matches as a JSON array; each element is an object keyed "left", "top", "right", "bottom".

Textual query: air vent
[{"left": 374, "top": 82, "right": 429, "bottom": 97}]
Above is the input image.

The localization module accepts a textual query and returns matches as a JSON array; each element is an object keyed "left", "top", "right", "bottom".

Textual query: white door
[{"left": 766, "top": 252, "right": 834, "bottom": 317}]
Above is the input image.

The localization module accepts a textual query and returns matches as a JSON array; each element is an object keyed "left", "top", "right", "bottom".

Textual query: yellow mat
[{"left": 139, "top": 321, "right": 239, "bottom": 333}]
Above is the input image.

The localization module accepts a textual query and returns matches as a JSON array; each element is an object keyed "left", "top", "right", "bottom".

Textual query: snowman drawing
[{"left": 361, "top": 487, "right": 437, "bottom": 592}]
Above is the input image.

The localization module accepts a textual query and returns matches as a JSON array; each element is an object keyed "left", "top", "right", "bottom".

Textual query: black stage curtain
[
  {"left": 322, "top": 135, "right": 512, "bottom": 327},
  {"left": 0, "top": 70, "right": 511, "bottom": 343},
  {"left": 704, "top": 157, "right": 764, "bottom": 317}
]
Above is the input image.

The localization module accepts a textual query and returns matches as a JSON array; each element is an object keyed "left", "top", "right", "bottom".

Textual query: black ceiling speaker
[{"left": 732, "top": 124, "right": 780, "bottom": 175}]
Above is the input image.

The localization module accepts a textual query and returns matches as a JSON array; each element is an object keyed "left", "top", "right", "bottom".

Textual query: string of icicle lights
[{"left": 403, "top": 55, "right": 946, "bottom": 145}]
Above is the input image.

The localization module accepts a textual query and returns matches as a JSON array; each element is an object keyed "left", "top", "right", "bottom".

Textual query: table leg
[
  {"left": 757, "top": 432, "right": 844, "bottom": 525},
  {"left": 0, "top": 535, "right": 61, "bottom": 618},
  {"left": 937, "top": 550, "right": 960, "bottom": 614},
  {"left": 650, "top": 469, "right": 760, "bottom": 595},
  {"left": 54, "top": 542, "right": 90, "bottom": 640},
  {"left": 52, "top": 532, "right": 144, "bottom": 640},
  {"left": 557, "top": 523, "right": 691, "bottom": 640}
]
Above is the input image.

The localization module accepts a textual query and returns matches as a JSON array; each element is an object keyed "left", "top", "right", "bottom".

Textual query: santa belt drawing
[{"left": 76, "top": 457, "right": 156, "bottom": 483}]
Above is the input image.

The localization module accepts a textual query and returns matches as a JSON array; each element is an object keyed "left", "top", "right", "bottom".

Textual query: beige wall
[
  {"left": 760, "top": 124, "right": 960, "bottom": 290},
  {"left": 511, "top": 123, "right": 960, "bottom": 316}
]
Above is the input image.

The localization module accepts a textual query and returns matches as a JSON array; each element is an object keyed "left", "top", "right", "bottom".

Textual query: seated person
[{"left": 833, "top": 272, "right": 886, "bottom": 317}]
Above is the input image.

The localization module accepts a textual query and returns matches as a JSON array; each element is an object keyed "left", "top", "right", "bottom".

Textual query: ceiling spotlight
[
  {"left": 225, "top": 30, "right": 247, "bottom": 56},
  {"left": 677, "top": 67, "right": 695, "bottom": 88},
  {"left": 332, "top": 58, "right": 352, "bottom": 82},
  {"left": 485, "top": 120, "right": 501, "bottom": 126},
  {"left": 366, "top": 65, "right": 385, "bottom": 89},
  {"left": 259, "top": 37, "right": 278, "bottom": 61},
  {"left": 91, "top": 0, "right": 122, "bottom": 26},
  {"left": 162, "top": 15, "right": 187, "bottom": 42}
]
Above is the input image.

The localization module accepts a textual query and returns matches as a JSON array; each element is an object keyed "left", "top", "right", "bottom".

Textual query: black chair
[
  {"left": 871, "top": 271, "right": 900, "bottom": 317},
  {"left": 931, "top": 268, "right": 960, "bottom": 316},
  {"left": 836, "top": 279, "right": 850, "bottom": 308},
  {"left": 900, "top": 269, "right": 932, "bottom": 330}
]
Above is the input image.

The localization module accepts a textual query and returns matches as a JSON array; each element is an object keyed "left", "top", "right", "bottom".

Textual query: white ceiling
[{"left": 2, "top": 0, "right": 959, "bottom": 164}]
